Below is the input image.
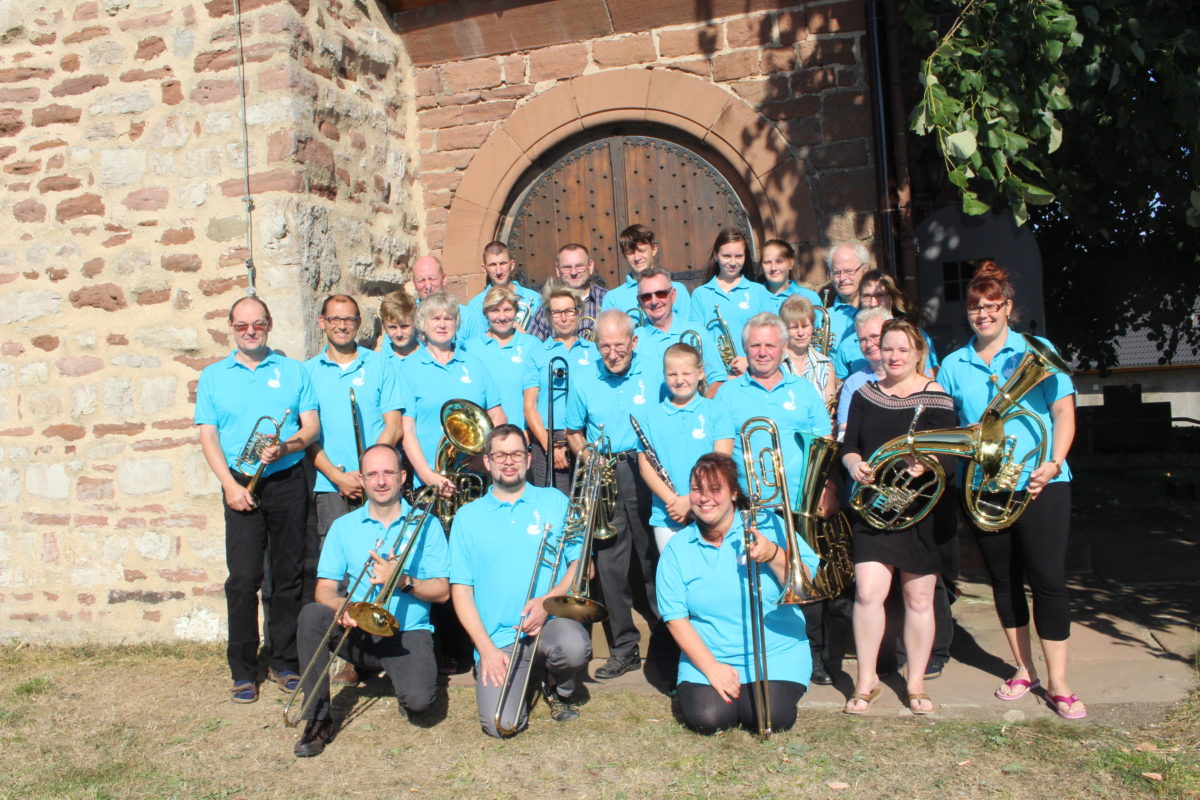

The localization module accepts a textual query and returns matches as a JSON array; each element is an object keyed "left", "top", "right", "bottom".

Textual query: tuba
[
  {"left": 432, "top": 399, "right": 492, "bottom": 530},
  {"left": 739, "top": 417, "right": 854, "bottom": 604},
  {"left": 234, "top": 409, "right": 291, "bottom": 498},
  {"left": 850, "top": 333, "right": 1072, "bottom": 531}
]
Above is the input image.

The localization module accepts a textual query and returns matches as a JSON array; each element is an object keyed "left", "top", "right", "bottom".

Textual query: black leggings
[
  {"left": 677, "top": 680, "right": 806, "bottom": 735},
  {"left": 971, "top": 482, "right": 1072, "bottom": 641}
]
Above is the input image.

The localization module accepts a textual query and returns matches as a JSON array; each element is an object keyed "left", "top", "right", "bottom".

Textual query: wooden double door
[{"left": 503, "top": 134, "right": 754, "bottom": 291}]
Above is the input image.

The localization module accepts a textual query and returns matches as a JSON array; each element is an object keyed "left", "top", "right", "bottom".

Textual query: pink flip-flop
[
  {"left": 1048, "top": 692, "right": 1087, "bottom": 720},
  {"left": 994, "top": 677, "right": 1041, "bottom": 701}
]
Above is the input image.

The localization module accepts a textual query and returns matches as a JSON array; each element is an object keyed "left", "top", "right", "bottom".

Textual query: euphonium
[
  {"left": 707, "top": 305, "right": 737, "bottom": 373},
  {"left": 739, "top": 417, "right": 854, "bottom": 604},
  {"left": 432, "top": 398, "right": 492, "bottom": 529},
  {"left": 850, "top": 333, "right": 1072, "bottom": 531},
  {"left": 283, "top": 485, "right": 438, "bottom": 727},
  {"left": 234, "top": 409, "right": 291, "bottom": 498}
]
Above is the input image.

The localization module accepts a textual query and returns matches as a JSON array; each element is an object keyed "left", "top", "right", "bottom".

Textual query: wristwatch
[{"left": 399, "top": 574, "right": 415, "bottom": 594}]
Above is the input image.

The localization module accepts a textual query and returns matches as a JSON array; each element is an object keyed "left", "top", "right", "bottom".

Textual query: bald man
[{"left": 410, "top": 256, "right": 474, "bottom": 343}]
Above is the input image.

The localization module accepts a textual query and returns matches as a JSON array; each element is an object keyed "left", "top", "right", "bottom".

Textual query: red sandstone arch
[{"left": 441, "top": 68, "right": 816, "bottom": 292}]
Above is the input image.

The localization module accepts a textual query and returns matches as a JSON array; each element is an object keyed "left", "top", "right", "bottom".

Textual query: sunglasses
[
  {"left": 637, "top": 288, "right": 672, "bottom": 303},
  {"left": 232, "top": 321, "right": 268, "bottom": 333}
]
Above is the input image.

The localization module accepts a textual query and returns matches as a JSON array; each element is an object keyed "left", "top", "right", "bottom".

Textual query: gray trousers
[
  {"left": 475, "top": 617, "right": 590, "bottom": 738},
  {"left": 593, "top": 457, "right": 659, "bottom": 657},
  {"left": 296, "top": 602, "right": 438, "bottom": 721}
]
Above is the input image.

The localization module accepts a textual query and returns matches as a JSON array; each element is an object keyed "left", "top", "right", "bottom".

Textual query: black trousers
[
  {"left": 677, "top": 680, "right": 807, "bottom": 735},
  {"left": 296, "top": 602, "right": 438, "bottom": 720},
  {"left": 224, "top": 463, "right": 307, "bottom": 683},
  {"left": 972, "top": 482, "right": 1072, "bottom": 640},
  {"left": 593, "top": 457, "right": 659, "bottom": 657},
  {"left": 529, "top": 436, "right": 572, "bottom": 494}
]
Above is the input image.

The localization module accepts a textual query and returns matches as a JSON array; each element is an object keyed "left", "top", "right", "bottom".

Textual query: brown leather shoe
[
  {"left": 331, "top": 660, "right": 360, "bottom": 686},
  {"left": 293, "top": 717, "right": 334, "bottom": 758}
]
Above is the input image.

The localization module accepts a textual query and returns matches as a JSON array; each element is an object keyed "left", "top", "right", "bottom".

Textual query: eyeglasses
[
  {"left": 637, "top": 288, "right": 672, "bottom": 303},
  {"left": 598, "top": 343, "right": 631, "bottom": 355},
  {"left": 486, "top": 450, "right": 528, "bottom": 464},
  {"left": 860, "top": 291, "right": 890, "bottom": 300},
  {"left": 967, "top": 302, "right": 1005, "bottom": 316},
  {"left": 857, "top": 333, "right": 882, "bottom": 345},
  {"left": 232, "top": 321, "right": 268, "bottom": 333},
  {"left": 321, "top": 315, "right": 361, "bottom": 325},
  {"left": 363, "top": 470, "right": 401, "bottom": 480},
  {"left": 549, "top": 307, "right": 579, "bottom": 318},
  {"left": 831, "top": 264, "right": 863, "bottom": 279}
]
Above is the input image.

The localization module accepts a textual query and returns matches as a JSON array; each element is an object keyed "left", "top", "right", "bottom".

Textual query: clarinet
[{"left": 628, "top": 414, "right": 675, "bottom": 493}]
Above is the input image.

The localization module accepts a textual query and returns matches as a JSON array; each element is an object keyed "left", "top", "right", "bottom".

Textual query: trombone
[
  {"left": 494, "top": 431, "right": 610, "bottom": 735},
  {"left": 234, "top": 409, "right": 291, "bottom": 499},
  {"left": 544, "top": 355, "right": 569, "bottom": 482},
  {"left": 347, "top": 388, "right": 365, "bottom": 509},
  {"left": 283, "top": 486, "right": 438, "bottom": 727},
  {"left": 739, "top": 504, "right": 773, "bottom": 739}
]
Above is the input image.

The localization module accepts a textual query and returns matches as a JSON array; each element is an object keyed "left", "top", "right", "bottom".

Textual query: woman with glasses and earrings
[
  {"left": 936, "top": 261, "right": 1084, "bottom": 720},
  {"left": 523, "top": 282, "right": 599, "bottom": 493},
  {"left": 832, "top": 269, "right": 940, "bottom": 381},
  {"left": 687, "top": 228, "right": 773, "bottom": 372}
]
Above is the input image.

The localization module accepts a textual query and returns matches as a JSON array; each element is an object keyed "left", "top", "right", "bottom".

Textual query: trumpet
[
  {"left": 739, "top": 417, "right": 854, "bottom": 604},
  {"left": 283, "top": 486, "right": 438, "bottom": 727},
  {"left": 739, "top": 504, "right": 773, "bottom": 739},
  {"left": 707, "top": 305, "right": 736, "bottom": 373},
  {"left": 432, "top": 399, "right": 492, "bottom": 530},
  {"left": 850, "top": 333, "right": 1071, "bottom": 531},
  {"left": 234, "top": 409, "right": 291, "bottom": 497}
]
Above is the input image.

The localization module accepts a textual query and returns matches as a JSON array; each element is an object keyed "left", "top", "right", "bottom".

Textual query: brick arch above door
[{"left": 440, "top": 67, "right": 817, "bottom": 293}]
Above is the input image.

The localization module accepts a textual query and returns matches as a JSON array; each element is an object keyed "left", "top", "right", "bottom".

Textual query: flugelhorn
[
  {"left": 739, "top": 417, "right": 854, "bottom": 604},
  {"left": 432, "top": 398, "right": 492, "bottom": 530},
  {"left": 850, "top": 333, "right": 1072, "bottom": 531},
  {"left": 234, "top": 409, "right": 291, "bottom": 498},
  {"left": 283, "top": 485, "right": 438, "bottom": 727}
]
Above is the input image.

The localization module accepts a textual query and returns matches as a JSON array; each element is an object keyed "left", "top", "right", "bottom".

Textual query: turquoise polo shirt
[
  {"left": 937, "top": 329, "right": 1075, "bottom": 491},
  {"left": 687, "top": 276, "right": 774, "bottom": 358},
  {"left": 832, "top": 326, "right": 940, "bottom": 380},
  {"left": 657, "top": 511, "right": 818, "bottom": 686},
  {"left": 828, "top": 299, "right": 859, "bottom": 350},
  {"left": 449, "top": 485, "right": 577, "bottom": 653},
  {"left": 304, "top": 346, "right": 405, "bottom": 493},
  {"left": 194, "top": 349, "right": 317, "bottom": 476},
  {"left": 765, "top": 281, "right": 821, "bottom": 313},
  {"left": 717, "top": 370, "right": 832, "bottom": 499},
  {"left": 380, "top": 342, "right": 417, "bottom": 366},
  {"left": 601, "top": 273, "right": 691, "bottom": 323},
  {"left": 836, "top": 366, "right": 881, "bottom": 431},
  {"left": 463, "top": 331, "right": 541, "bottom": 430},
  {"left": 463, "top": 281, "right": 542, "bottom": 343},
  {"left": 316, "top": 500, "right": 448, "bottom": 633},
  {"left": 633, "top": 395, "right": 734, "bottom": 528},
  {"left": 399, "top": 346, "right": 500, "bottom": 485},
  {"left": 564, "top": 351, "right": 654, "bottom": 452},
  {"left": 635, "top": 317, "right": 727, "bottom": 397},
  {"left": 521, "top": 337, "right": 599, "bottom": 433}
]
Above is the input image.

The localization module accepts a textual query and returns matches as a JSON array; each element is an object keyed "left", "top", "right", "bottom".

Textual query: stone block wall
[
  {"left": 409, "top": 0, "right": 877, "bottom": 289},
  {"left": 0, "top": 0, "right": 418, "bottom": 641}
]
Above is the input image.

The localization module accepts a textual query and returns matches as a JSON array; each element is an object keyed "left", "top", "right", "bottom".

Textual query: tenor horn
[{"left": 432, "top": 399, "right": 492, "bottom": 530}]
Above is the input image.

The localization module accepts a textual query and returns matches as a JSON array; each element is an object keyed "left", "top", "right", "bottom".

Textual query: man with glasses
[
  {"left": 565, "top": 310, "right": 661, "bottom": 681},
  {"left": 601, "top": 224, "right": 691, "bottom": 324},
  {"left": 305, "top": 295, "right": 405, "bottom": 597},
  {"left": 195, "top": 296, "right": 321, "bottom": 704},
  {"left": 527, "top": 243, "right": 607, "bottom": 340},
  {"left": 835, "top": 306, "right": 891, "bottom": 439},
  {"left": 825, "top": 243, "right": 872, "bottom": 350},
  {"left": 523, "top": 284, "right": 598, "bottom": 492},
  {"left": 292, "top": 444, "right": 450, "bottom": 757},
  {"left": 450, "top": 424, "right": 589, "bottom": 737},
  {"left": 632, "top": 266, "right": 726, "bottom": 398}
]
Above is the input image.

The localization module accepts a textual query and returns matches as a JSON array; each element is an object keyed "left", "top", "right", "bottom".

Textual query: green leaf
[
  {"left": 1081, "top": 5, "right": 1099, "bottom": 26},
  {"left": 947, "top": 167, "right": 970, "bottom": 189},
  {"left": 1047, "top": 119, "right": 1064, "bottom": 154},
  {"left": 946, "top": 130, "right": 978, "bottom": 160},
  {"left": 962, "top": 192, "right": 991, "bottom": 216},
  {"left": 1044, "top": 39, "right": 1064, "bottom": 63},
  {"left": 1022, "top": 182, "right": 1057, "bottom": 205}
]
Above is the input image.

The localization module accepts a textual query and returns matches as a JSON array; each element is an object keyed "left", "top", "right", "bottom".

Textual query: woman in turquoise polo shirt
[
  {"left": 688, "top": 228, "right": 772, "bottom": 368},
  {"left": 657, "top": 453, "right": 819, "bottom": 735},
  {"left": 937, "top": 261, "right": 1084, "bottom": 720}
]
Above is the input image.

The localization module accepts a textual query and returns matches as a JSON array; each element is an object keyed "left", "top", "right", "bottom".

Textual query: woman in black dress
[{"left": 840, "top": 319, "right": 956, "bottom": 715}]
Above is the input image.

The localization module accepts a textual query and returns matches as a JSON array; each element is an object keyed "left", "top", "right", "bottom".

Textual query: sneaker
[
  {"left": 810, "top": 659, "right": 834, "bottom": 686},
  {"left": 270, "top": 669, "right": 301, "bottom": 693},
  {"left": 293, "top": 717, "right": 334, "bottom": 758},
  {"left": 925, "top": 659, "right": 945, "bottom": 680},
  {"left": 231, "top": 681, "right": 258, "bottom": 704},
  {"left": 594, "top": 652, "right": 641, "bottom": 680},
  {"left": 542, "top": 683, "right": 579, "bottom": 723}
]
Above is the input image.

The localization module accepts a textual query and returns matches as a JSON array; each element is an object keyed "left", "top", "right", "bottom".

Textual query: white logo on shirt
[
  {"left": 738, "top": 291, "right": 750, "bottom": 310},
  {"left": 511, "top": 346, "right": 523, "bottom": 364},
  {"left": 577, "top": 352, "right": 590, "bottom": 365},
  {"left": 352, "top": 369, "right": 365, "bottom": 387},
  {"left": 633, "top": 379, "right": 646, "bottom": 405},
  {"left": 460, "top": 365, "right": 472, "bottom": 384},
  {"left": 692, "top": 413, "right": 706, "bottom": 440},
  {"left": 1001, "top": 353, "right": 1020, "bottom": 381},
  {"left": 526, "top": 509, "right": 543, "bottom": 537},
  {"left": 782, "top": 390, "right": 796, "bottom": 411},
  {"left": 267, "top": 367, "right": 281, "bottom": 389}
]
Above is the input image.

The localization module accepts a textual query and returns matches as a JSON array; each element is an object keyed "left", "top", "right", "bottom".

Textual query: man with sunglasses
[
  {"left": 196, "top": 295, "right": 321, "bottom": 704},
  {"left": 450, "top": 424, "right": 589, "bottom": 737},
  {"left": 526, "top": 243, "right": 607, "bottom": 341},
  {"left": 601, "top": 224, "right": 691, "bottom": 324},
  {"left": 632, "top": 266, "right": 727, "bottom": 398}
]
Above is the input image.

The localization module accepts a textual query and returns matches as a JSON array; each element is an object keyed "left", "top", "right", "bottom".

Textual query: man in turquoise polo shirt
[
  {"left": 463, "top": 241, "right": 542, "bottom": 340},
  {"left": 450, "top": 424, "right": 589, "bottom": 737},
  {"left": 601, "top": 224, "right": 691, "bottom": 324},
  {"left": 633, "top": 266, "right": 726, "bottom": 398},
  {"left": 824, "top": 243, "right": 870, "bottom": 350},
  {"left": 292, "top": 444, "right": 450, "bottom": 757},
  {"left": 195, "top": 295, "right": 321, "bottom": 704}
]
